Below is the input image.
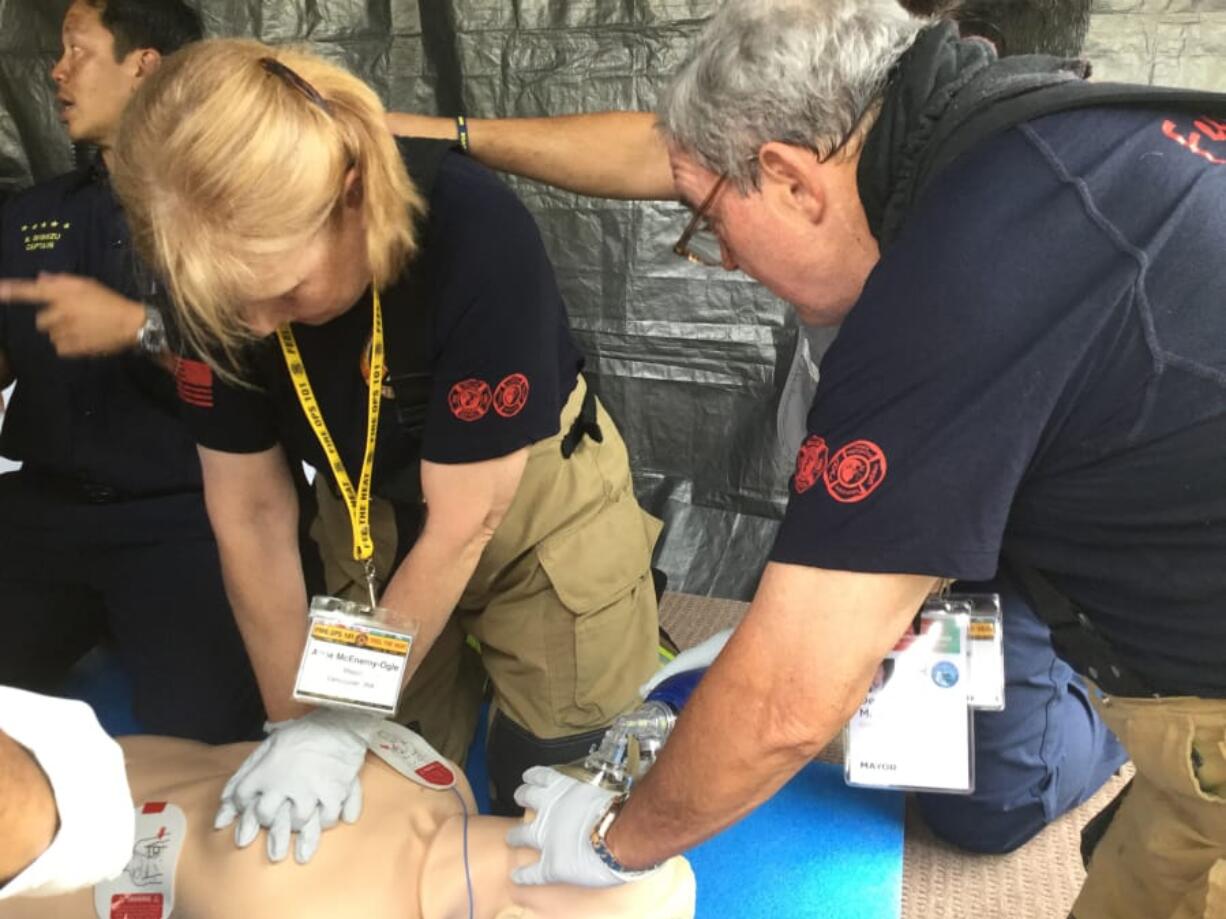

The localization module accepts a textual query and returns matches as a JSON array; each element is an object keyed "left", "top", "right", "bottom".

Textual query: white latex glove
[
  {"left": 507, "top": 766, "right": 653, "bottom": 888},
  {"left": 0, "top": 687, "right": 134, "bottom": 900},
  {"left": 213, "top": 707, "right": 379, "bottom": 865},
  {"left": 639, "top": 627, "right": 732, "bottom": 697}
]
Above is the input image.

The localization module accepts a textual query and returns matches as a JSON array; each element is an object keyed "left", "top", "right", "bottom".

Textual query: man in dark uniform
[
  {"left": 383, "top": 0, "right": 1127, "bottom": 855},
  {"left": 502, "top": 4, "right": 1226, "bottom": 915},
  {"left": 0, "top": 0, "right": 265, "bottom": 743}
]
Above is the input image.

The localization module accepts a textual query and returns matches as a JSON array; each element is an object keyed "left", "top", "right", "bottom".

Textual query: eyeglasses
[
  {"left": 671, "top": 99, "right": 880, "bottom": 269},
  {"left": 672, "top": 174, "right": 729, "bottom": 268}
]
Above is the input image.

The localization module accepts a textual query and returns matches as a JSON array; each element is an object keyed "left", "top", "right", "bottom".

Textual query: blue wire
[{"left": 450, "top": 785, "right": 475, "bottom": 919}]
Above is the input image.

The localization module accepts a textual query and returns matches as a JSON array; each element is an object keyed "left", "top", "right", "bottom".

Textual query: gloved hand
[
  {"left": 639, "top": 627, "right": 732, "bottom": 697},
  {"left": 0, "top": 687, "right": 135, "bottom": 899},
  {"left": 213, "top": 707, "right": 380, "bottom": 865},
  {"left": 507, "top": 766, "right": 655, "bottom": 888}
]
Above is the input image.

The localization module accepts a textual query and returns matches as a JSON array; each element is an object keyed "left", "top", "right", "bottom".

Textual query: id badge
[
  {"left": 930, "top": 593, "right": 1006, "bottom": 711},
  {"left": 292, "top": 596, "right": 418, "bottom": 716},
  {"left": 845, "top": 610, "right": 974, "bottom": 794}
]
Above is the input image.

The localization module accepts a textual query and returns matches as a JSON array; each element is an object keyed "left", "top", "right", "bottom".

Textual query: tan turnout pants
[
  {"left": 1075, "top": 689, "right": 1226, "bottom": 919},
  {"left": 310, "top": 375, "right": 662, "bottom": 765}
]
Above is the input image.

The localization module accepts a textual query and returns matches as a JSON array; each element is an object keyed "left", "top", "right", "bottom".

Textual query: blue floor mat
[{"left": 686, "top": 760, "right": 905, "bottom": 919}]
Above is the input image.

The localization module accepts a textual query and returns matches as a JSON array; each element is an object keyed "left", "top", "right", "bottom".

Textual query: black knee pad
[{"left": 1080, "top": 777, "right": 1132, "bottom": 868}]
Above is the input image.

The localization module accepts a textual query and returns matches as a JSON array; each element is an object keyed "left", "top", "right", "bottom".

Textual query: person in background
[{"left": 0, "top": 0, "right": 285, "bottom": 743}]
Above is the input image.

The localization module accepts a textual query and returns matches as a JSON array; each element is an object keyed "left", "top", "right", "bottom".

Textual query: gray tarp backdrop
[{"left": 2, "top": 0, "right": 1223, "bottom": 598}]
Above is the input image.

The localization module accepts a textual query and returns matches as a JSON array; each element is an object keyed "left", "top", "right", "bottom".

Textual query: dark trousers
[
  {"left": 485, "top": 707, "right": 607, "bottom": 816},
  {"left": 0, "top": 471, "right": 264, "bottom": 743},
  {"left": 914, "top": 574, "right": 1128, "bottom": 853}
]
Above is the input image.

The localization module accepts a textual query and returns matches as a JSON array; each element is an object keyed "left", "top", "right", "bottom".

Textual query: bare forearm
[
  {"left": 386, "top": 450, "right": 528, "bottom": 674},
  {"left": 605, "top": 630, "right": 854, "bottom": 868},
  {"left": 200, "top": 447, "right": 314, "bottom": 721},
  {"left": 215, "top": 529, "right": 311, "bottom": 721},
  {"left": 606, "top": 566, "right": 938, "bottom": 869},
  {"left": 0, "top": 731, "right": 58, "bottom": 885},
  {"left": 378, "top": 522, "right": 490, "bottom": 680},
  {"left": 387, "top": 111, "right": 676, "bottom": 200}
]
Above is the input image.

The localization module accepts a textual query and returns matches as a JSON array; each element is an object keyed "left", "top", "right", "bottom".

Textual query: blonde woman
[{"left": 108, "top": 39, "right": 662, "bottom": 864}]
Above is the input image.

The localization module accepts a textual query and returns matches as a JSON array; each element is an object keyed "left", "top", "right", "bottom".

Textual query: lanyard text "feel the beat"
[{"left": 276, "top": 287, "right": 384, "bottom": 604}]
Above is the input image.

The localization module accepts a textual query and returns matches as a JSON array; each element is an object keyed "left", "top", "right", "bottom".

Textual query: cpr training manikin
[{"left": 0, "top": 734, "right": 695, "bottom": 919}]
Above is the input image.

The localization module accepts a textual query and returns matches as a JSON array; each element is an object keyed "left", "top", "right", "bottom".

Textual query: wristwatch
[
  {"left": 135, "top": 302, "right": 168, "bottom": 355},
  {"left": 589, "top": 794, "right": 659, "bottom": 877}
]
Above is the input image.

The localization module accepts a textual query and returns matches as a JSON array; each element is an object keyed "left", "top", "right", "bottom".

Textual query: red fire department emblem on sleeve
[
  {"left": 793, "top": 435, "right": 829, "bottom": 494},
  {"left": 492, "top": 373, "right": 530, "bottom": 418},
  {"left": 448, "top": 379, "right": 491, "bottom": 421},
  {"left": 824, "top": 439, "right": 888, "bottom": 503}
]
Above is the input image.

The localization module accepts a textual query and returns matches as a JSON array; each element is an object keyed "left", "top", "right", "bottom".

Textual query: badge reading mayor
[{"left": 293, "top": 596, "right": 417, "bottom": 715}]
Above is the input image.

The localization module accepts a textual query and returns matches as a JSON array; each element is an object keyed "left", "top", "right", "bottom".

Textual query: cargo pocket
[{"left": 536, "top": 492, "right": 659, "bottom": 729}]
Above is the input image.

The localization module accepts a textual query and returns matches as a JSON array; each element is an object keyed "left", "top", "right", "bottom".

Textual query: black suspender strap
[
  {"left": 1005, "top": 559, "right": 1158, "bottom": 698},
  {"left": 560, "top": 384, "right": 603, "bottom": 459}
]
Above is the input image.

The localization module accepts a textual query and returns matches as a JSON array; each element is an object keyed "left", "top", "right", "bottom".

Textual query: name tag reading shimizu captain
[{"left": 293, "top": 596, "right": 418, "bottom": 715}]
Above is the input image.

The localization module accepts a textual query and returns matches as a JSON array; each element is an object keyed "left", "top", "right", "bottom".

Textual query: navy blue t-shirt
[
  {"left": 176, "top": 150, "right": 583, "bottom": 496},
  {"left": 0, "top": 166, "right": 201, "bottom": 494},
  {"left": 771, "top": 107, "right": 1226, "bottom": 696}
]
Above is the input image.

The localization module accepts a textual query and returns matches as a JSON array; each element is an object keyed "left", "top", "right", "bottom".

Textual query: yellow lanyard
[{"left": 276, "top": 287, "right": 384, "bottom": 585}]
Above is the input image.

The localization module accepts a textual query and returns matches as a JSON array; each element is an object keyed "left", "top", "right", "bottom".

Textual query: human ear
[
  {"left": 757, "top": 142, "right": 824, "bottom": 225},
  {"left": 132, "top": 48, "right": 161, "bottom": 81},
  {"left": 343, "top": 167, "right": 364, "bottom": 208}
]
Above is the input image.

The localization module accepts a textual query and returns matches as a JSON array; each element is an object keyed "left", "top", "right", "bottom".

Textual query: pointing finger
[{"left": 0, "top": 278, "right": 50, "bottom": 305}]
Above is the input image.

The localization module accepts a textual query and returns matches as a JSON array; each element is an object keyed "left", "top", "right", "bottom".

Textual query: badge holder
[
  {"left": 934, "top": 593, "right": 1005, "bottom": 712},
  {"left": 292, "top": 595, "right": 418, "bottom": 716},
  {"left": 845, "top": 608, "right": 976, "bottom": 794}
]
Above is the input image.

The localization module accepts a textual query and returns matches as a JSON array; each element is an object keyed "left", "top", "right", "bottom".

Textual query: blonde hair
[{"left": 110, "top": 38, "right": 424, "bottom": 369}]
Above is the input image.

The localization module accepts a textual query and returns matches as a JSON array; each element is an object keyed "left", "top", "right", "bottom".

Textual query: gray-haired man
[{"left": 389, "top": 0, "right": 1127, "bottom": 864}]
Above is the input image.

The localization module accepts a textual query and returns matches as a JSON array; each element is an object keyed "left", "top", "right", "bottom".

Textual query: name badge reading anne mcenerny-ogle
[{"left": 293, "top": 596, "right": 417, "bottom": 715}]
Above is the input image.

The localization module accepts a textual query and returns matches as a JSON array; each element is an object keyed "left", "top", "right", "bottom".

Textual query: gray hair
[{"left": 659, "top": 0, "right": 929, "bottom": 190}]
